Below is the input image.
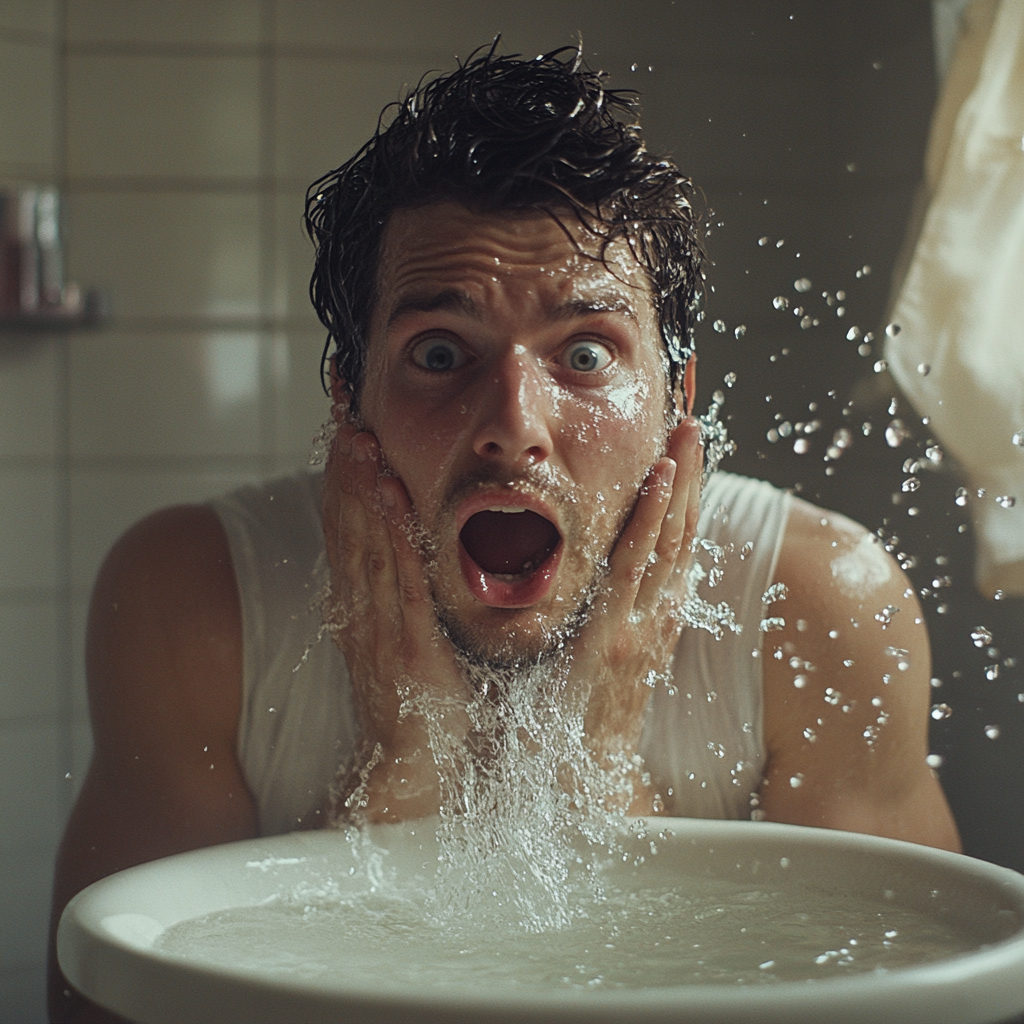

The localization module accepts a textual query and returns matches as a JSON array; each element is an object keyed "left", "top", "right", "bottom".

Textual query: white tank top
[{"left": 210, "top": 470, "right": 790, "bottom": 836}]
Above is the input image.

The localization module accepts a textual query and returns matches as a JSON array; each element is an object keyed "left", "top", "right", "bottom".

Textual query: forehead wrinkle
[{"left": 386, "top": 288, "right": 481, "bottom": 330}]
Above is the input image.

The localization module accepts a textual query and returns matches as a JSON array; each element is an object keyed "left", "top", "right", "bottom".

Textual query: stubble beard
[{"left": 422, "top": 473, "right": 641, "bottom": 674}]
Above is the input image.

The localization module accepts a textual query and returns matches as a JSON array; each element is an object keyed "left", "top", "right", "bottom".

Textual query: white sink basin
[{"left": 58, "top": 818, "right": 1024, "bottom": 1024}]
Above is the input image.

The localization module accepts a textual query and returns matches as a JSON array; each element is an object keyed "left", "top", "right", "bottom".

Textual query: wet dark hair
[{"left": 305, "top": 42, "right": 704, "bottom": 410}]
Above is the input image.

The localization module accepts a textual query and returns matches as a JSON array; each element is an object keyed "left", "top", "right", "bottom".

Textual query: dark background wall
[{"left": 618, "top": 1, "right": 1022, "bottom": 871}]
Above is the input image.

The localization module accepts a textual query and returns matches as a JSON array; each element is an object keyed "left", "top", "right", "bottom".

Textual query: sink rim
[{"left": 58, "top": 818, "right": 1024, "bottom": 1024}]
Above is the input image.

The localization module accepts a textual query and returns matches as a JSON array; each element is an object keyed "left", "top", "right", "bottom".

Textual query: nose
[{"left": 471, "top": 350, "right": 554, "bottom": 468}]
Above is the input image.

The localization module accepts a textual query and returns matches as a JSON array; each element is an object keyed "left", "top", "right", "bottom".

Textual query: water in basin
[{"left": 156, "top": 862, "right": 989, "bottom": 989}]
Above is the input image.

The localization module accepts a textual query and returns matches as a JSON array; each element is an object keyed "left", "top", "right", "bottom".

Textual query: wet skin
[{"left": 321, "top": 202, "right": 704, "bottom": 817}]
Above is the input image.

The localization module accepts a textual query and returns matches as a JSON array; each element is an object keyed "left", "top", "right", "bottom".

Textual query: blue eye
[
  {"left": 565, "top": 340, "right": 613, "bottom": 373},
  {"left": 411, "top": 337, "right": 467, "bottom": 371}
]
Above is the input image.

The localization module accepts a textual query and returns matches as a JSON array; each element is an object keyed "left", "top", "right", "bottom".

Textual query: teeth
[{"left": 487, "top": 505, "right": 527, "bottom": 513}]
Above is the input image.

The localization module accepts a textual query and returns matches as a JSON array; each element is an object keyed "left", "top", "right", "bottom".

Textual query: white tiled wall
[
  {"left": 0, "top": 5, "right": 628, "bottom": 1018},
  {"left": 0, "top": 3, "right": 939, "bottom": 1021}
]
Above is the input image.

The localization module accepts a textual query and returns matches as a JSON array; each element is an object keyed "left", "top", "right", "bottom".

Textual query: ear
[
  {"left": 675, "top": 352, "right": 697, "bottom": 419},
  {"left": 328, "top": 353, "right": 353, "bottom": 424}
]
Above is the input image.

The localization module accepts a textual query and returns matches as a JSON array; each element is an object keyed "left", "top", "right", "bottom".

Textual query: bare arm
[
  {"left": 48, "top": 505, "right": 258, "bottom": 1023},
  {"left": 759, "top": 499, "right": 961, "bottom": 852}
]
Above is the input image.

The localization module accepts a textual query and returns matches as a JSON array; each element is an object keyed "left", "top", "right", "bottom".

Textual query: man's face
[{"left": 356, "top": 202, "right": 673, "bottom": 664}]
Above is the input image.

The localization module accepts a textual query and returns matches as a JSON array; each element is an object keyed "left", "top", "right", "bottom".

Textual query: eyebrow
[
  {"left": 386, "top": 289, "right": 480, "bottom": 328},
  {"left": 386, "top": 288, "right": 639, "bottom": 329},
  {"left": 548, "top": 296, "right": 639, "bottom": 324}
]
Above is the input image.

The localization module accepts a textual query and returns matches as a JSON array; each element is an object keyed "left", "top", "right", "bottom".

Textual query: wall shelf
[{"left": 0, "top": 288, "right": 109, "bottom": 332}]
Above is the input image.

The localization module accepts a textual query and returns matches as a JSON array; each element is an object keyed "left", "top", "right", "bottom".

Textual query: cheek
[{"left": 559, "top": 376, "right": 662, "bottom": 459}]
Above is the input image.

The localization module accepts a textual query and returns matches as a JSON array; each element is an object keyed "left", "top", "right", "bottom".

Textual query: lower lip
[{"left": 457, "top": 543, "right": 562, "bottom": 608}]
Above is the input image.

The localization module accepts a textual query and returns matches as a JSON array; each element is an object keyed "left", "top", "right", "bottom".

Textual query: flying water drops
[
  {"left": 971, "top": 627, "right": 994, "bottom": 648},
  {"left": 885, "top": 420, "right": 909, "bottom": 448}
]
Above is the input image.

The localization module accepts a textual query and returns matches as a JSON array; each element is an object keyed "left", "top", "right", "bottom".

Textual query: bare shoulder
[
  {"left": 87, "top": 503, "right": 242, "bottom": 739},
  {"left": 77, "top": 500, "right": 256, "bottom": 835},
  {"left": 51, "top": 505, "right": 258, "bottom": 1021},
  {"left": 758, "top": 497, "right": 960, "bottom": 851}
]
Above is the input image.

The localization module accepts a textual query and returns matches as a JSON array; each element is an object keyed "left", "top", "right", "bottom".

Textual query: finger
[
  {"left": 377, "top": 473, "right": 434, "bottom": 615},
  {"left": 655, "top": 417, "right": 703, "bottom": 567},
  {"left": 605, "top": 457, "right": 676, "bottom": 611},
  {"left": 631, "top": 418, "right": 702, "bottom": 611},
  {"left": 327, "top": 432, "right": 400, "bottom": 624}
]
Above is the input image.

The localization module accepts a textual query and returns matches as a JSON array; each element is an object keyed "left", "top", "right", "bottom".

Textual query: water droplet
[
  {"left": 971, "top": 627, "right": 993, "bottom": 647},
  {"left": 930, "top": 703, "right": 952, "bottom": 720},
  {"left": 773, "top": 296, "right": 789, "bottom": 310},
  {"left": 800, "top": 315, "right": 815, "bottom": 329},
  {"left": 994, "top": 589, "right": 1004, "bottom": 600},
  {"left": 794, "top": 674, "right": 808, "bottom": 689},
  {"left": 759, "top": 616, "right": 786, "bottom": 632},
  {"left": 885, "top": 420, "right": 908, "bottom": 448},
  {"left": 1012, "top": 431, "right": 1024, "bottom": 447},
  {"left": 926, "top": 753, "right": 944, "bottom": 768},
  {"left": 713, "top": 319, "right": 727, "bottom": 333},
  {"left": 856, "top": 265, "right": 872, "bottom": 278},
  {"left": 846, "top": 326, "right": 862, "bottom": 341},
  {"left": 858, "top": 342, "right": 872, "bottom": 356},
  {"left": 630, "top": 62, "right": 638, "bottom": 71},
  {"left": 917, "top": 363, "right": 931, "bottom": 376},
  {"left": 985, "top": 725, "right": 1001, "bottom": 740},
  {"left": 885, "top": 322, "right": 901, "bottom": 338},
  {"left": 803, "top": 727, "right": 817, "bottom": 742},
  {"left": 723, "top": 371, "right": 737, "bottom": 387},
  {"left": 758, "top": 236, "right": 770, "bottom": 246},
  {"left": 985, "top": 664, "right": 1000, "bottom": 681},
  {"left": 901, "top": 476, "right": 920, "bottom": 493},
  {"left": 776, "top": 239, "right": 785, "bottom": 248},
  {"left": 734, "top": 324, "right": 747, "bottom": 338},
  {"left": 925, "top": 445, "right": 943, "bottom": 464},
  {"left": 793, "top": 277, "right": 812, "bottom": 292},
  {"left": 793, "top": 437, "right": 810, "bottom": 454},
  {"left": 955, "top": 486, "right": 969, "bottom": 507},
  {"left": 789, "top": 773, "right": 804, "bottom": 788},
  {"left": 874, "top": 359, "right": 889, "bottom": 373},
  {"left": 875, "top": 604, "right": 899, "bottom": 628},
  {"left": 996, "top": 495, "right": 1017, "bottom": 509}
]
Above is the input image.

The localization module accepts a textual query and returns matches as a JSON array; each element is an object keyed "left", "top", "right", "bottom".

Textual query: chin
[{"left": 433, "top": 592, "right": 595, "bottom": 672}]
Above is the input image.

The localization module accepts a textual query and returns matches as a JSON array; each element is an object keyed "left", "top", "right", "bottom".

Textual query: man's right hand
[{"left": 321, "top": 409, "right": 471, "bottom": 822}]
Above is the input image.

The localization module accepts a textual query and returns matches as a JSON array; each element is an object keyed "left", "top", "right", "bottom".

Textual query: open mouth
[{"left": 458, "top": 507, "right": 562, "bottom": 607}]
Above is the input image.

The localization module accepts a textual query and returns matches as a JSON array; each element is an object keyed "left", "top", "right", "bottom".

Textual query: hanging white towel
[{"left": 887, "top": 0, "right": 1024, "bottom": 597}]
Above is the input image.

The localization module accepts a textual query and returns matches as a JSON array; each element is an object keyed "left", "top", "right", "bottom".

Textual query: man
[{"left": 49, "top": 46, "right": 959, "bottom": 1022}]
